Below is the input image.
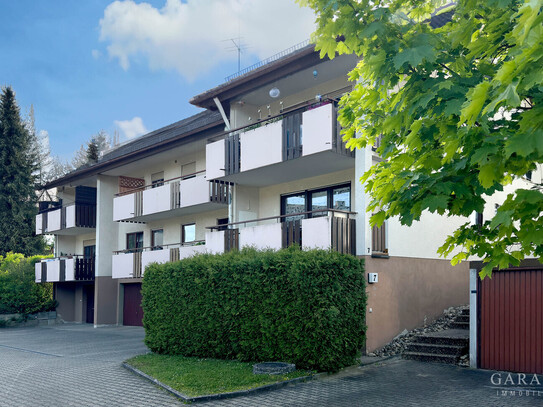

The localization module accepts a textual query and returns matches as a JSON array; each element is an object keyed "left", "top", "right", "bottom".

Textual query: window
[
  {"left": 126, "top": 232, "right": 144, "bottom": 253},
  {"left": 151, "top": 171, "right": 164, "bottom": 188},
  {"left": 182, "top": 224, "right": 196, "bottom": 244},
  {"left": 151, "top": 229, "right": 163, "bottom": 251},
  {"left": 181, "top": 162, "right": 196, "bottom": 179},
  {"left": 217, "top": 218, "right": 229, "bottom": 232},
  {"left": 281, "top": 183, "right": 351, "bottom": 220},
  {"left": 83, "top": 245, "right": 96, "bottom": 259},
  {"left": 526, "top": 171, "right": 532, "bottom": 181}
]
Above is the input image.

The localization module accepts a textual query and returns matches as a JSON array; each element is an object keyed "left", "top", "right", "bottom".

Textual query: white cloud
[
  {"left": 114, "top": 117, "right": 148, "bottom": 139},
  {"left": 91, "top": 49, "right": 102, "bottom": 59},
  {"left": 99, "top": 0, "right": 316, "bottom": 80}
]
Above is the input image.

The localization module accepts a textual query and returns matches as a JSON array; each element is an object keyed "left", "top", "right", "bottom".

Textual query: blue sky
[{"left": 0, "top": 0, "right": 314, "bottom": 161}]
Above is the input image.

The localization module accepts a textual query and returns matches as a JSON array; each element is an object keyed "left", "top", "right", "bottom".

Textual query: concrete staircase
[{"left": 402, "top": 309, "right": 469, "bottom": 365}]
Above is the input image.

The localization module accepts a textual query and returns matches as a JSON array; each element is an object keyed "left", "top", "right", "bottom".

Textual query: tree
[
  {"left": 86, "top": 138, "right": 100, "bottom": 163},
  {"left": 301, "top": 0, "right": 543, "bottom": 277},
  {"left": 0, "top": 87, "right": 45, "bottom": 256},
  {"left": 72, "top": 130, "right": 111, "bottom": 169}
]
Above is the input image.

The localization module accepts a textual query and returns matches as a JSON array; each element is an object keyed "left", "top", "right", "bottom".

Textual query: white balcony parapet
[
  {"left": 46, "top": 259, "right": 60, "bottom": 282},
  {"left": 36, "top": 214, "right": 43, "bottom": 235},
  {"left": 301, "top": 216, "right": 332, "bottom": 250},
  {"left": 205, "top": 209, "right": 356, "bottom": 255},
  {"left": 301, "top": 103, "right": 334, "bottom": 157},
  {"left": 206, "top": 140, "right": 225, "bottom": 180},
  {"left": 65, "top": 205, "right": 76, "bottom": 229},
  {"left": 113, "top": 171, "right": 220, "bottom": 222},
  {"left": 112, "top": 252, "right": 136, "bottom": 279},
  {"left": 239, "top": 223, "right": 282, "bottom": 250},
  {"left": 113, "top": 242, "right": 208, "bottom": 279},
  {"left": 240, "top": 120, "right": 282, "bottom": 172},
  {"left": 47, "top": 209, "right": 62, "bottom": 233}
]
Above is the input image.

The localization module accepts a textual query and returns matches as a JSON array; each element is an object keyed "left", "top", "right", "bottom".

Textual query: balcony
[
  {"left": 113, "top": 171, "right": 229, "bottom": 223},
  {"left": 35, "top": 256, "right": 95, "bottom": 283},
  {"left": 205, "top": 209, "right": 356, "bottom": 255},
  {"left": 35, "top": 204, "right": 96, "bottom": 236},
  {"left": 112, "top": 242, "right": 207, "bottom": 279},
  {"left": 206, "top": 102, "right": 354, "bottom": 187}
]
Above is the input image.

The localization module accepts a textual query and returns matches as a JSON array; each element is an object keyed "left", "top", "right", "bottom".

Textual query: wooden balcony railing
[{"left": 372, "top": 222, "right": 388, "bottom": 256}]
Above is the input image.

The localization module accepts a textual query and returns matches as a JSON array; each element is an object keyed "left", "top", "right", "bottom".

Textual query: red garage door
[
  {"left": 478, "top": 267, "right": 543, "bottom": 374},
  {"left": 123, "top": 283, "right": 143, "bottom": 326}
]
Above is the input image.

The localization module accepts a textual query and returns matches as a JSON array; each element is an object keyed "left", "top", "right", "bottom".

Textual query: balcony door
[{"left": 127, "top": 232, "right": 144, "bottom": 253}]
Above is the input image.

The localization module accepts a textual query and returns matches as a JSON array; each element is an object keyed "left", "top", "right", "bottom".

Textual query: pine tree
[
  {"left": 0, "top": 87, "right": 45, "bottom": 256},
  {"left": 86, "top": 138, "right": 100, "bottom": 163}
]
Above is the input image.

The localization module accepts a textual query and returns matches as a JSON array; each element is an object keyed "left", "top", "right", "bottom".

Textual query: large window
[
  {"left": 281, "top": 183, "right": 351, "bottom": 220},
  {"left": 127, "top": 232, "right": 144, "bottom": 253},
  {"left": 182, "top": 223, "right": 196, "bottom": 244}
]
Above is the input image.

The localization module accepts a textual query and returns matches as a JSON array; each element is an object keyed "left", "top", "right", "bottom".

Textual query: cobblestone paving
[
  {"left": 1, "top": 325, "right": 540, "bottom": 406},
  {"left": 0, "top": 325, "right": 179, "bottom": 407}
]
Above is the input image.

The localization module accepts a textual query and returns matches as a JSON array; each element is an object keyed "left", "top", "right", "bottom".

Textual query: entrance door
[
  {"left": 123, "top": 283, "right": 143, "bottom": 326},
  {"left": 85, "top": 285, "right": 94, "bottom": 324}
]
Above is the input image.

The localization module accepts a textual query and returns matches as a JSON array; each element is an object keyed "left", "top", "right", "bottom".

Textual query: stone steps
[
  {"left": 403, "top": 351, "right": 460, "bottom": 364},
  {"left": 402, "top": 329, "right": 469, "bottom": 365}
]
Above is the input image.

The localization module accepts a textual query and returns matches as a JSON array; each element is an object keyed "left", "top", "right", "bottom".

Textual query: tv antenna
[{"left": 223, "top": 37, "right": 250, "bottom": 72}]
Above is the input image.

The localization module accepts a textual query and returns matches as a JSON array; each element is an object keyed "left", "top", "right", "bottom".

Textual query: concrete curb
[{"left": 122, "top": 362, "right": 323, "bottom": 404}]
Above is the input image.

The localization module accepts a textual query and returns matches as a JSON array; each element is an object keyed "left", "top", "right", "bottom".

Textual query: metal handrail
[
  {"left": 113, "top": 240, "right": 205, "bottom": 255},
  {"left": 222, "top": 99, "right": 335, "bottom": 140},
  {"left": 206, "top": 209, "right": 357, "bottom": 230},
  {"left": 224, "top": 39, "right": 311, "bottom": 82},
  {"left": 115, "top": 170, "right": 206, "bottom": 197}
]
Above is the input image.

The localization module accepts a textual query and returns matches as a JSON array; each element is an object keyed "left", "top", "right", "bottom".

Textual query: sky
[{"left": 0, "top": 0, "right": 316, "bottom": 162}]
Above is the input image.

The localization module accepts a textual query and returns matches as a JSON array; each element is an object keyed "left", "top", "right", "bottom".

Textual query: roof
[
  {"left": 190, "top": 7, "right": 454, "bottom": 110},
  {"left": 190, "top": 43, "right": 323, "bottom": 110},
  {"left": 43, "top": 110, "right": 223, "bottom": 189}
]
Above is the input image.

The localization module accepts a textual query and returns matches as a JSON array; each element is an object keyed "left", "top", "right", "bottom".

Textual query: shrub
[
  {"left": 0, "top": 252, "right": 56, "bottom": 315},
  {"left": 143, "top": 247, "right": 366, "bottom": 372}
]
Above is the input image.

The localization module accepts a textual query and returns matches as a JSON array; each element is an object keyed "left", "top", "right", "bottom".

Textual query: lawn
[{"left": 125, "top": 354, "right": 314, "bottom": 397}]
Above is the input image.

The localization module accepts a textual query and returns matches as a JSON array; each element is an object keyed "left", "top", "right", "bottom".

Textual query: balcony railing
[
  {"left": 205, "top": 209, "right": 356, "bottom": 255},
  {"left": 112, "top": 241, "right": 206, "bottom": 279},
  {"left": 113, "top": 171, "right": 230, "bottom": 222},
  {"left": 207, "top": 101, "right": 354, "bottom": 181},
  {"left": 35, "top": 256, "right": 95, "bottom": 283},
  {"left": 372, "top": 222, "right": 388, "bottom": 256},
  {"left": 36, "top": 204, "right": 96, "bottom": 235}
]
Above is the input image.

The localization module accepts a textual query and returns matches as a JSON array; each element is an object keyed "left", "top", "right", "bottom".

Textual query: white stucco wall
[{"left": 96, "top": 175, "right": 119, "bottom": 277}]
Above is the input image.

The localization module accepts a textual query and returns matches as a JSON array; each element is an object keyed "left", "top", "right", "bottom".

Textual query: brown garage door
[
  {"left": 123, "top": 283, "right": 143, "bottom": 326},
  {"left": 478, "top": 267, "right": 543, "bottom": 374}
]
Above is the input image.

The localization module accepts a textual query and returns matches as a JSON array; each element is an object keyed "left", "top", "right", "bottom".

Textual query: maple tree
[{"left": 300, "top": 0, "right": 543, "bottom": 277}]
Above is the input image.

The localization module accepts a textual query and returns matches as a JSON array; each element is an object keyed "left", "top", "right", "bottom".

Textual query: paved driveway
[{"left": 0, "top": 325, "right": 540, "bottom": 406}]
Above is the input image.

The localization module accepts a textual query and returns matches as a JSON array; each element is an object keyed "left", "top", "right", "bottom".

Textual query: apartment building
[{"left": 35, "top": 43, "right": 470, "bottom": 352}]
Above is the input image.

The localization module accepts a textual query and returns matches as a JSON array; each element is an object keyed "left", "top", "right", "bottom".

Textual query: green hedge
[
  {"left": 0, "top": 252, "right": 55, "bottom": 315},
  {"left": 142, "top": 247, "right": 366, "bottom": 372}
]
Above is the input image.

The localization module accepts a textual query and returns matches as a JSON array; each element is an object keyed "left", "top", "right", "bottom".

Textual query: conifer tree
[{"left": 0, "top": 87, "right": 45, "bottom": 255}]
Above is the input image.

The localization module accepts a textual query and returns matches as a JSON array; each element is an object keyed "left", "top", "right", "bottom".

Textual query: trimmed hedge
[
  {"left": 0, "top": 253, "right": 55, "bottom": 315},
  {"left": 142, "top": 247, "right": 366, "bottom": 372}
]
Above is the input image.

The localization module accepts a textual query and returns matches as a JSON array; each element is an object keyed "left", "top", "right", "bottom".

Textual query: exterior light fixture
[{"left": 269, "top": 87, "right": 280, "bottom": 98}]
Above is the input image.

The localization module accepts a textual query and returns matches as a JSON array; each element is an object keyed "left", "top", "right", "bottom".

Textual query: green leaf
[
  {"left": 393, "top": 44, "right": 436, "bottom": 69},
  {"left": 460, "top": 81, "right": 491, "bottom": 126}
]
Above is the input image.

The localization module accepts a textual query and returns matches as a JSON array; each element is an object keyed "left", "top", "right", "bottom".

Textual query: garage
[
  {"left": 473, "top": 261, "right": 543, "bottom": 374},
  {"left": 123, "top": 283, "right": 143, "bottom": 326}
]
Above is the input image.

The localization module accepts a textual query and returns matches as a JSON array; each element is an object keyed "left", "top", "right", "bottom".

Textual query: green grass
[{"left": 126, "top": 354, "right": 314, "bottom": 397}]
